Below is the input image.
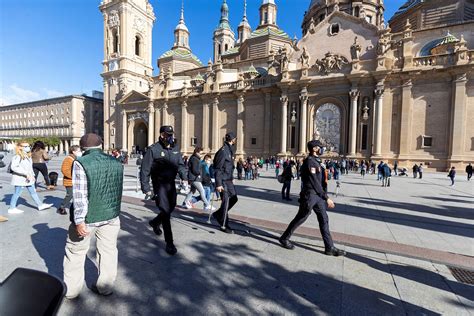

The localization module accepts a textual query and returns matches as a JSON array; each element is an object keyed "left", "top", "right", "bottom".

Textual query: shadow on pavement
[{"left": 59, "top": 210, "right": 441, "bottom": 315}]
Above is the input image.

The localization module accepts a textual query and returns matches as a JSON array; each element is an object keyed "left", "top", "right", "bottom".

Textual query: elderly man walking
[{"left": 63, "top": 133, "right": 123, "bottom": 299}]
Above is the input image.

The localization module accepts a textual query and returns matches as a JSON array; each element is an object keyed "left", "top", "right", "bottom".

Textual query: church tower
[
  {"left": 258, "top": 0, "right": 278, "bottom": 29},
  {"left": 213, "top": 0, "right": 236, "bottom": 62},
  {"left": 99, "top": 0, "right": 155, "bottom": 150},
  {"left": 237, "top": 0, "right": 252, "bottom": 44}
]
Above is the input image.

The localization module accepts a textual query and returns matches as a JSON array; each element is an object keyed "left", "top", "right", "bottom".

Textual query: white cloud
[{"left": 0, "top": 84, "right": 64, "bottom": 106}]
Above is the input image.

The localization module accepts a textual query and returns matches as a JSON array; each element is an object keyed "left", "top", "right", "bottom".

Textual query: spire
[
  {"left": 175, "top": 0, "right": 188, "bottom": 32},
  {"left": 217, "top": 0, "right": 231, "bottom": 30}
]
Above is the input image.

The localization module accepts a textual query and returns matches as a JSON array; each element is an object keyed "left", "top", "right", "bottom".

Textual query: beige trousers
[{"left": 63, "top": 217, "right": 120, "bottom": 298}]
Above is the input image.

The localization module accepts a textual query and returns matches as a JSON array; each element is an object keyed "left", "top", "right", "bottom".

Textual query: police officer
[
  {"left": 140, "top": 126, "right": 187, "bottom": 255},
  {"left": 212, "top": 132, "right": 238, "bottom": 233},
  {"left": 279, "top": 140, "right": 346, "bottom": 256}
]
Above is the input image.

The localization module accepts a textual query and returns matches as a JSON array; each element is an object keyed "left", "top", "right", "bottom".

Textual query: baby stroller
[{"left": 398, "top": 168, "right": 409, "bottom": 177}]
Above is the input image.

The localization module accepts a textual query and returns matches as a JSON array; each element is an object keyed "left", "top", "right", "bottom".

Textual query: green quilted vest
[{"left": 76, "top": 148, "right": 123, "bottom": 224}]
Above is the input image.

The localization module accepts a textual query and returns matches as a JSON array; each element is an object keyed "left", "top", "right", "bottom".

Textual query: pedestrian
[
  {"left": 201, "top": 154, "right": 213, "bottom": 205},
  {"left": 466, "top": 163, "right": 473, "bottom": 181},
  {"left": 412, "top": 164, "right": 418, "bottom": 178},
  {"left": 57, "top": 145, "right": 82, "bottom": 215},
  {"left": 281, "top": 161, "right": 293, "bottom": 201},
  {"left": 183, "top": 147, "right": 216, "bottom": 212},
  {"left": 377, "top": 161, "right": 384, "bottom": 181},
  {"left": 140, "top": 126, "right": 188, "bottom": 255},
  {"left": 31, "top": 141, "right": 54, "bottom": 190},
  {"left": 279, "top": 140, "right": 345, "bottom": 256},
  {"left": 393, "top": 160, "right": 398, "bottom": 176},
  {"left": 236, "top": 158, "right": 243, "bottom": 180},
  {"left": 275, "top": 161, "right": 281, "bottom": 178},
  {"left": 382, "top": 163, "right": 391, "bottom": 187},
  {"left": 7, "top": 142, "right": 54, "bottom": 214},
  {"left": 360, "top": 162, "right": 366, "bottom": 178},
  {"left": 212, "top": 132, "right": 238, "bottom": 233},
  {"left": 63, "top": 133, "right": 123, "bottom": 299},
  {"left": 448, "top": 167, "right": 456, "bottom": 186},
  {"left": 265, "top": 158, "right": 269, "bottom": 171},
  {"left": 418, "top": 163, "right": 424, "bottom": 179}
]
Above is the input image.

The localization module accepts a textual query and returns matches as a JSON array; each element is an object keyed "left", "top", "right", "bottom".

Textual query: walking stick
[
  {"left": 207, "top": 190, "right": 214, "bottom": 224},
  {"left": 220, "top": 183, "right": 229, "bottom": 230}
]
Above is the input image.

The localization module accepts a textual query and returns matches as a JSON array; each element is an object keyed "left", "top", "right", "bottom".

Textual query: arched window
[
  {"left": 135, "top": 36, "right": 141, "bottom": 56},
  {"left": 113, "top": 30, "right": 119, "bottom": 53},
  {"left": 225, "top": 43, "right": 228, "bottom": 52},
  {"left": 218, "top": 44, "right": 222, "bottom": 55},
  {"left": 354, "top": 6, "right": 360, "bottom": 17},
  {"left": 264, "top": 11, "right": 268, "bottom": 24}
]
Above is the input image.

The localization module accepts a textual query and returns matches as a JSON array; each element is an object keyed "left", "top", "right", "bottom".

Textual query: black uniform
[
  {"left": 213, "top": 142, "right": 238, "bottom": 227},
  {"left": 281, "top": 155, "right": 335, "bottom": 251},
  {"left": 140, "top": 140, "right": 187, "bottom": 244}
]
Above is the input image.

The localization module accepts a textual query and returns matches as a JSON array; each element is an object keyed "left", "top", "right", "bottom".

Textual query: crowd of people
[{"left": 1, "top": 128, "right": 473, "bottom": 300}]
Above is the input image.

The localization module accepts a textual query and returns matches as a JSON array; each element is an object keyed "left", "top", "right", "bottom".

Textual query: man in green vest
[{"left": 63, "top": 133, "right": 124, "bottom": 299}]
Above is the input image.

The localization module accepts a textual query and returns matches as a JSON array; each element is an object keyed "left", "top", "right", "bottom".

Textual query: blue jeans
[
  {"left": 203, "top": 186, "right": 211, "bottom": 203},
  {"left": 10, "top": 185, "right": 42, "bottom": 209}
]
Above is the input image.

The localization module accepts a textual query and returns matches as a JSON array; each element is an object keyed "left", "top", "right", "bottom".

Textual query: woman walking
[
  {"left": 8, "top": 142, "right": 54, "bottom": 214},
  {"left": 31, "top": 141, "right": 54, "bottom": 190},
  {"left": 448, "top": 167, "right": 456, "bottom": 186}
]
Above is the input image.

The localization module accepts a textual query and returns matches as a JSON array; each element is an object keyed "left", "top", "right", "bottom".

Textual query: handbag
[{"left": 277, "top": 175, "right": 284, "bottom": 183}]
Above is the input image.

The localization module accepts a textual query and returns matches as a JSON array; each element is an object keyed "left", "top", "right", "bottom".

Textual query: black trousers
[
  {"left": 60, "top": 186, "right": 73, "bottom": 209},
  {"left": 33, "top": 163, "right": 50, "bottom": 186},
  {"left": 281, "top": 193, "right": 334, "bottom": 250},
  {"left": 214, "top": 180, "right": 238, "bottom": 226},
  {"left": 150, "top": 181, "right": 177, "bottom": 244},
  {"left": 281, "top": 181, "right": 291, "bottom": 199}
]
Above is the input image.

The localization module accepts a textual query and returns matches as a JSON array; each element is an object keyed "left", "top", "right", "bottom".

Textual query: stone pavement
[{"left": 0, "top": 153, "right": 473, "bottom": 315}]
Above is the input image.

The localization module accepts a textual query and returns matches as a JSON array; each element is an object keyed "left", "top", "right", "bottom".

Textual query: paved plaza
[{"left": 0, "top": 154, "right": 473, "bottom": 315}]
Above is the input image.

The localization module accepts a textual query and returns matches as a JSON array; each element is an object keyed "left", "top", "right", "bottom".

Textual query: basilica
[{"left": 99, "top": 0, "right": 474, "bottom": 170}]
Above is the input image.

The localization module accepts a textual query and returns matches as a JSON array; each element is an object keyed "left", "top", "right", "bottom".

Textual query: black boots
[
  {"left": 165, "top": 243, "right": 177, "bottom": 255},
  {"left": 149, "top": 220, "right": 163, "bottom": 236},
  {"left": 278, "top": 237, "right": 295, "bottom": 250},
  {"left": 324, "top": 247, "right": 346, "bottom": 257}
]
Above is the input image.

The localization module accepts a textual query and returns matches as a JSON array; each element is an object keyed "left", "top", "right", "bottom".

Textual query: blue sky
[{"left": 0, "top": 0, "right": 404, "bottom": 106}]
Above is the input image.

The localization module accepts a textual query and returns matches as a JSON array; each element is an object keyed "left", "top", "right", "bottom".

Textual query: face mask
[
  {"left": 166, "top": 135, "right": 176, "bottom": 147},
  {"left": 74, "top": 151, "right": 83, "bottom": 158},
  {"left": 23, "top": 146, "right": 31, "bottom": 153}
]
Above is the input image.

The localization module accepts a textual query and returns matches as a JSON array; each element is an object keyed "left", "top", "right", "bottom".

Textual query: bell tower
[
  {"left": 99, "top": 0, "right": 155, "bottom": 150},
  {"left": 213, "top": 0, "right": 235, "bottom": 62}
]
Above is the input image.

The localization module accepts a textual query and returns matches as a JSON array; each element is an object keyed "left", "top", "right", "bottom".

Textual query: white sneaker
[
  {"left": 184, "top": 201, "right": 193, "bottom": 209},
  {"left": 38, "top": 203, "right": 54, "bottom": 211},
  {"left": 204, "top": 205, "right": 217, "bottom": 212},
  {"left": 8, "top": 208, "right": 24, "bottom": 214}
]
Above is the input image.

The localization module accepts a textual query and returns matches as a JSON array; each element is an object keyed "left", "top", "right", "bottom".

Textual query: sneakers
[
  {"left": 57, "top": 208, "right": 68, "bottom": 215},
  {"left": 183, "top": 201, "right": 193, "bottom": 209},
  {"left": 204, "top": 205, "right": 217, "bottom": 212},
  {"left": 165, "top": 243, "right": 177, "bottom": 255},
  {"left": 8, "top": 208, "right": 24, "bottom": 214},
  {"left": 278, "top": 237, "right": 295, "bottom": 250},
  {"left": 90, "top": 284, "right": 113, "bottom": 296},
  {"left": 38, "top": 203, "right": 54, "bottom": 211}
]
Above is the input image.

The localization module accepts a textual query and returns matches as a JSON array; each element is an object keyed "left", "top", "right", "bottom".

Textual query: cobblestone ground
[{"left": 0, "top": 153, "right": 473, "bottom": 315}]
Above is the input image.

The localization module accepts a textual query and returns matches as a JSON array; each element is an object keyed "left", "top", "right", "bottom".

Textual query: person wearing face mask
[
  {"left": 7, "top": 142, "right": 54, "bottom": 214},
  {"left": 57, "top": 145, "right": 82, "bottom": 215},
  {"left": 140, "top": 125, "right": 188, "bottom": 255},
  {"left": 279, "top": 140, "right": 346, "bottom": 257},
  {"left": 212, "top": 132, "right": 239, "bottom": 234}
]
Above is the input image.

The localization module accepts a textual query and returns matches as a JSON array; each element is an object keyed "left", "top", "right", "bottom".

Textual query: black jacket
[
  {"left": 214, "top": 142, "right": 235, "bottom": 187},
  {"left": 301, "top": 155, "right": 328, "bottom": 201},
  {"left": 140, "top": 140, "right": 187, "bottom": 193},
  {"left": 281, "top": 164, "right": 293, "bottom": 182},
  {"left": 201, "top": 163, "right": 212, "bottom": 186},
  {"left": 187, "top": 154, "right": 202, "bottom": 183}
]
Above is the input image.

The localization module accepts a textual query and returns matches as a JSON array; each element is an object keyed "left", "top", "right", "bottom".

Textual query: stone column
[
  {"left": 154, "top": 104, "right": 161, "bottom": 142},
  {"left": 59, "top": 140, "right": 64, "bottom": 155},
  {"left": 181, "top": 100, "right": 189, "bottom": 153},
  {"left": 121, "top": 109, "right": 127, "bottom": 151},
  {"left": 147, "top": 102, "right": 155, "bottom": 146},
  {"left": 349, "top": 89, "right": 360, "bottom": 156},
  {"left": 449, "top": 73, "right": 468, "bottom": 163},
  {"left": 263, "top": 92, "right": 272, "bottom": 155},
  {"left": 398, "top": 79, "right": 413, "bottom": 158},
  {"left": 236, "top": 94, "right": 245, "bottom": 156},
  {"left": 103, "top": 80, "right": 110, "bottom": 150},
  {"left": 299, "top": 88, "right": 308, "bottom": 155},
  {"left": 211, "top": 97, "right": 220, "bottom": 153},
  {"left": 202, "top": 99, "right": 210, "bottom": 152},
  {"left": 279, "top": 94, "right": 288, "bottom": 156},
  {"left": 374, "top": 85, "right": 385, "bottom": 156},
  {"left": 64, "top": 140, "right": 69, "bottom": 154}
]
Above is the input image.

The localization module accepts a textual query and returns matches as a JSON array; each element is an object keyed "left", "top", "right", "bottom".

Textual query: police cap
[
  {"left": 159, "top": 126, "right": 174, "bottom": 134},
  {"left": 307, "top": 139, "right": 324, "bottom": 151}
]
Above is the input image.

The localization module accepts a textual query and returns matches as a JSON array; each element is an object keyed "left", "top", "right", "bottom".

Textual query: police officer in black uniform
[
  {"left": 140, "top": 125, "right": 188, "bottom": 255},
  {"left": 279, "top": 140, "right": 346, "bottom": 256},
  {"left": 212, "top": 132, "right": 238, "bottom": 233}
]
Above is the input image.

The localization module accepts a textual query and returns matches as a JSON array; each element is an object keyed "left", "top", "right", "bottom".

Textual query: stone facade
[
  {"left": 0, "top": 95, "right": 104, "bottom": 152},
  {"left": 101, "top": 0, "right": 474, "bottom": 170}
]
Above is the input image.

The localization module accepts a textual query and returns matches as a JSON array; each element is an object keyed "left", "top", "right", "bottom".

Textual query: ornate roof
[
  {"left": 216, "top": 0, "right": 233, "bottom": 32},
  {"left": 222, "top": 46, "right": 240, "bottom": 56},
  {"left": 390, "top": 0, "right": 424, "bottom": 20},
  {"left": 159, "top": 48, "right": 203, "bottom": 65},
  {"left": 419, "top": 31, "right": 459, "bottom": 56},
  {"left": 308, "top": 0, "right": 322, "bottom": 9},
  {"left": 250, "top": 26, "right": 289, "bottom": 39}
]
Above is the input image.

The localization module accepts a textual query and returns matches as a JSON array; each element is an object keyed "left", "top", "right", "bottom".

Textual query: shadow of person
[
  {"left": 2, "top": 194, "right": 37, "bottom": 210},
  {"left": 31, "top": 223, "right": 97, "bottom": 284}
]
